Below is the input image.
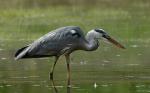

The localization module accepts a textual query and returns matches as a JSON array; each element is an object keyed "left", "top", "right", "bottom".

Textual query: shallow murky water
[{"left": 0, "top": 40, "right": 150, "bottom": 93}]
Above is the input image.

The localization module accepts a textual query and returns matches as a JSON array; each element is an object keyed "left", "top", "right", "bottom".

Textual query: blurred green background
[
  {"left": 0, "top": 0, "right": 150, "bottom": 93},
  {"left": 0, "top": 0, "right": 150, "bottom": 40}
]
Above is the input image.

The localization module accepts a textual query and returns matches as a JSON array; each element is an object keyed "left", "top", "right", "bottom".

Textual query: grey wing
[
  {"left": 15, "top": 31, "right": 59, "bottom": 60},
  {"left": 27, "top": 26, "right": 85, "bottom": 56}
]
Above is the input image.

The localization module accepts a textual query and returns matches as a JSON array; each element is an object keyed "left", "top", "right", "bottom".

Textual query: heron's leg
[
  {"left": 65, "top": 55, "right": 71, "bottom": 87},
  {"left": 50, "top": 56, "right": 59, "bottom": 80},
  {"left": 67, "top": 86, "right": 71, "bottom": 93}
]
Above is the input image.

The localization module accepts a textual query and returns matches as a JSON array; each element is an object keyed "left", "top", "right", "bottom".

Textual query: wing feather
[{"left": 27, "top": 26, "right": 85, "bottom": 56}]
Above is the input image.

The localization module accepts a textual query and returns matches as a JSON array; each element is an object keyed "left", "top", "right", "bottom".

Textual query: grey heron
[{"left": 15, "top": 26, "right": 125, "bottom": 86}]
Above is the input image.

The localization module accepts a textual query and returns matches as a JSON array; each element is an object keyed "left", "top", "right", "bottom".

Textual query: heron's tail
[{"left": 15, "top": 46, "right": 29, "bottom": 60}]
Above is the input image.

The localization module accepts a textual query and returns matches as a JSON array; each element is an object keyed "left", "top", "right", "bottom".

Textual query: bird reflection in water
[{"left": 51, "top": 78, "right": 71, "bottom": 93}]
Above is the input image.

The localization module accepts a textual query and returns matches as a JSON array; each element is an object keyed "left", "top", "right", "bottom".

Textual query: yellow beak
[{"left": 106, "top": 36, "right": 125, "bottom": 49}]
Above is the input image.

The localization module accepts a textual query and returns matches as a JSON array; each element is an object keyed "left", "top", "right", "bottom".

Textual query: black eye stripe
[{"left": 95, "top": 29, "right": 105, "bottom": 34}]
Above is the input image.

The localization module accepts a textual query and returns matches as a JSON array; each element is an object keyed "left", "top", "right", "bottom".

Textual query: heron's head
[{"left": 92, "top": 28, "right": 125, "bottom": 49}]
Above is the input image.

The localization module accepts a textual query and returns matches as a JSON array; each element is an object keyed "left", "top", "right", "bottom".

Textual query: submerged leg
[
  {"left": 50, "top": 57, "right": 59, "bottom": 93},
  {"left": 67, "top": 86, "right": 71, "bottom": 93},
  {"left": 50, "top": 56, "right": 59, "bottom": 80},
  {"left": 65, "top": 55, "right": 71, "bottom": 87}
]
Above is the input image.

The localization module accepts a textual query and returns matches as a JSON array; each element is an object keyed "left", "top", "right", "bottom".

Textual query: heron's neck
[{"left": 84, "top": 33, "right": 99, "bottom": 51}]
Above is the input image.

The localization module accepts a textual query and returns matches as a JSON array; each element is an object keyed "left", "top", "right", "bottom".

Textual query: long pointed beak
[{"left": 105, "top": 36, "right": 125, "bottom": 49}]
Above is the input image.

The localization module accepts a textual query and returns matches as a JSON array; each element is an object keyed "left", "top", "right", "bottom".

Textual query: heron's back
[{"left": 15, "top": 26, "right": 85, "bottom": 60}]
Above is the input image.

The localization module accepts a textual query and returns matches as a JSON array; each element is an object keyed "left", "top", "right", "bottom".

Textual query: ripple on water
[
  {"left": 46, "top": 85, "right": 64, "bottom": 88},
  {"left": 101, "top": 84, "right": 109, "bottom": 87},
  {"left": 0, "top": 85, "right": 12, "bottom": 88},
  {"left": 116, "top": 54, "right": 121, "bottom": 57},
  {"left": 32, "top": 84, "right": 40, "bottom": 87},
  {"left": 10, "top": 76, "right": 28, "bottom": 79},
  {"left": 1, "top": 57, "right": 7, "bottom": 60},
  {"left": 130, "top": 44, "right": 139, "bottom": 48},
  {"left": 139, "top": 76, "right": 150, "bottom": 79},
  {"left": 127, "top": 64, "right": 139, "bottom": 66},
  {"left": 55, "top": 86, "right": 64, "bottom": 88},
  {"left": 101, "top": 64, "right": 105, "bottom": 66},
  {"left": 6, "top": 85, "right": 12, "bottom": 87},
  {"left": 136, "top": 84, "right": 145, "bottom": 88},
  {"left": 28, "top": 76, "right": 40, "bottom": 78},
  {"left": 136, "top": 89, "right": 150, "bottom": 93},
  {"left": 103, "top": 60, "right": 110, "bottom": 63},
  {"left": 80, "top": 61, "right": 87, "bottom": 65},
  {"left": 125, "top": 75, "right": 135, "bottom": 78},
  {"left": 137, "top": 53, "right": 142, "bottom": 56},
  {"left": 0, "top": 48, "right": 4, "bottom": 51},
  {"left": 72, "top": 86, "right": 80, "bottom": 89}
]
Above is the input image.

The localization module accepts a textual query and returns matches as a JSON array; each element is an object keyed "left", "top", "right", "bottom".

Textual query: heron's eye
[{"left": 95, "top": 29, "right": 105, "bottom": 34}]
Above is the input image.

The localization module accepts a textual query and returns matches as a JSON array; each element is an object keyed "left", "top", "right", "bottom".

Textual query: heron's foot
[
  {"left": 50, "top": 73, "right": 53, "bottom": 80},
  {"left": 67, "top": 80, "right": 71, "bottom": 87},
  {"left": 67, "top": 85, "right": 72, "bottom": 88},
  {"left": 67, "top": 85, "right": 71, "bottom": 88}
]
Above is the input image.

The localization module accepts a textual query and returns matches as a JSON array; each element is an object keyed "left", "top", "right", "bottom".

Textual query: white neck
[{"left": 84, "top": 31, "right": 99, "bottom": 51}]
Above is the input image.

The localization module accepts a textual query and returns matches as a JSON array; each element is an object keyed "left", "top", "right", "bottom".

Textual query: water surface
[{"left": 0, "top": 40, "right": 150, "bottom": 93}]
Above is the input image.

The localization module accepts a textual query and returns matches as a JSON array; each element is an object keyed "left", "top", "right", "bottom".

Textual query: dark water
[{"left": 0, "top": 40, "right": 150, "bottom": 93}]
